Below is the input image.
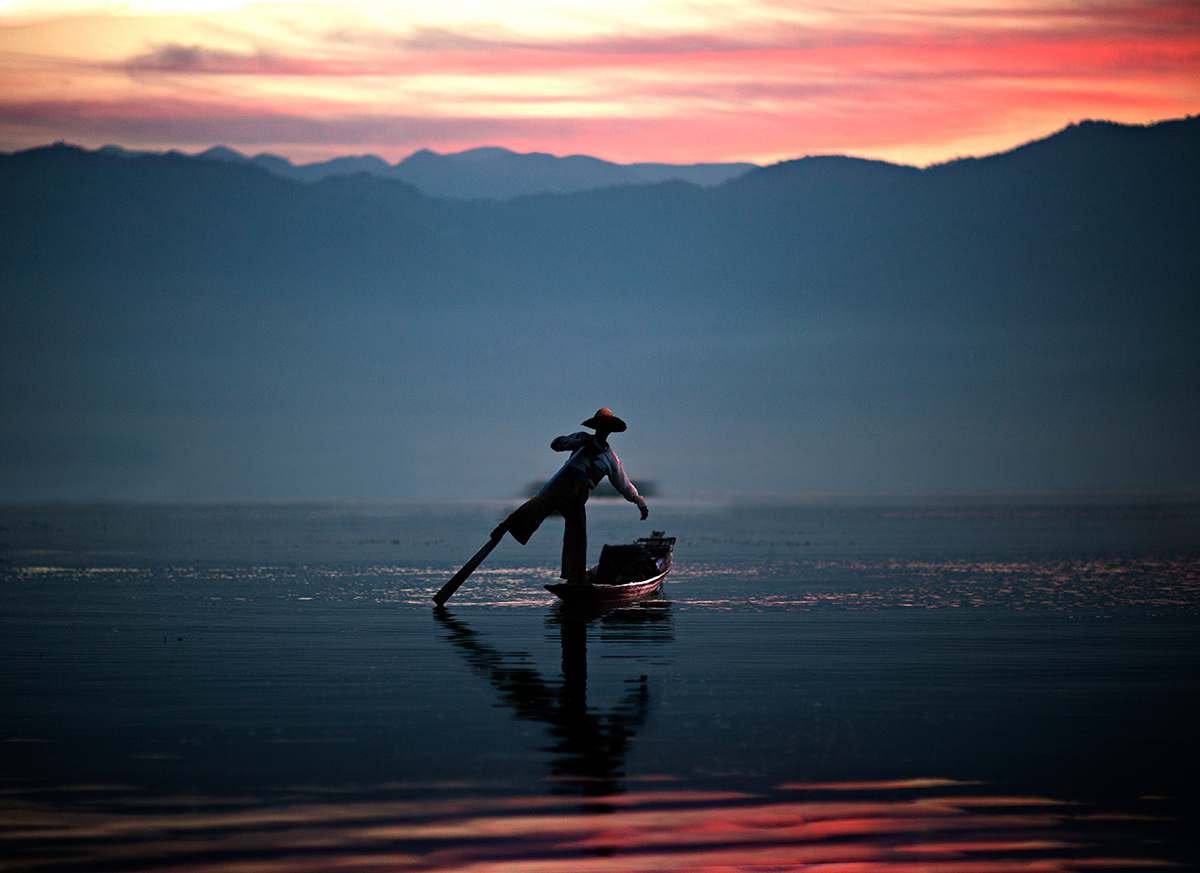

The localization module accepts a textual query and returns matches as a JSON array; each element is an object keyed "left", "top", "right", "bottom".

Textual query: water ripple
[{"left": 0, "top": 780, "right": 1179, "bottom": 872}]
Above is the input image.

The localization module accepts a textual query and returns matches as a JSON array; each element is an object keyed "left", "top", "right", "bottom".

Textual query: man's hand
[{"left": 640, "top": 504, "right": 649, "bottom": 521}]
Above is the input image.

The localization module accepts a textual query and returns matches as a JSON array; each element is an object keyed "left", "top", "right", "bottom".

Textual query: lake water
[{"left": 2, "top": 498, "right": 1198, "bottom": 871}]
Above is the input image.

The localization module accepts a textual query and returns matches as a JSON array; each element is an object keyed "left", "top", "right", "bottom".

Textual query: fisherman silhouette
[{"left": 492, "top": 409, "right": 648, "bottom": 585}]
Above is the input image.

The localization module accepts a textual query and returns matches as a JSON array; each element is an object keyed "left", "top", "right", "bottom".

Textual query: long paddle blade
[{"left": 433, "top": 534, "right": 501, "bottom": 607}]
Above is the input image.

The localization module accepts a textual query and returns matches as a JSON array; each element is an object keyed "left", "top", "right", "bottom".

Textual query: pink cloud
[{"left": 0, "top": 88, "right": 1191, "bottom": 167}]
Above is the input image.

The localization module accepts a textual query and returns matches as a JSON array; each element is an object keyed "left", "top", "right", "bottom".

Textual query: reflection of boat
[
  {"left": 545, "top": 531, "right": 675, "bottom": 605},
  {"left": 552, "top": 596, "right": 674, "bottom": 632}
]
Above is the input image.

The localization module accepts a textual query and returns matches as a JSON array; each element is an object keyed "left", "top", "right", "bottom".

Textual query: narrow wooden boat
[{"left": 545, "top": 530, "right": 675, "bottom": 604}]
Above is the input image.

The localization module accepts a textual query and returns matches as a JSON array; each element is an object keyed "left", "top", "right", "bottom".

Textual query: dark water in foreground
[{"left": 1, "top": 498, "right": 1198, "bottom": 871}]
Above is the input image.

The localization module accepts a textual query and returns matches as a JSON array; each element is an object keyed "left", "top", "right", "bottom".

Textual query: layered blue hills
[
  {"left": 2, "top": 118, "right": 1198, "bottom": 501},
  {"left": 99, "top": 143, "right": 757, "bottom": 200}
]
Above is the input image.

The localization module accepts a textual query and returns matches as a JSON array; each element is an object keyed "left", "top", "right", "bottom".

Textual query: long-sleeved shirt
[{"left": 543, "top": 432, "right": 646, "bottom": 509}]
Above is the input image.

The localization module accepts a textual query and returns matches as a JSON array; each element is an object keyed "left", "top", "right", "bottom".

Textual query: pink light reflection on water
[{"left": 0, "top": 781, "right": 1168, "bottom": 872}]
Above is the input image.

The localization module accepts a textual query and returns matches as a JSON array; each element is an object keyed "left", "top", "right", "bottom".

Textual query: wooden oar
[{"left": 433, "top": 532, "right": 502, "bottom": 607}]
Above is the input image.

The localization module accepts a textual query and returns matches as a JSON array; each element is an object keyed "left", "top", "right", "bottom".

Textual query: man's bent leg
[{"left": 496, "top": 493, "right": 553, "bottom": 545}]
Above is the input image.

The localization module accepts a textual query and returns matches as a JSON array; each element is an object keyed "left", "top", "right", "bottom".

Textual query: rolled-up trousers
[{"left": 502, "top": 475, "right": 588, "bottom": 583}]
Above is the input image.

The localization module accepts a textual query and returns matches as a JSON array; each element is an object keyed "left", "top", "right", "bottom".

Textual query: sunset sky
[{"left": 1, "top": 0, "right": 1197, "bottom": 166}]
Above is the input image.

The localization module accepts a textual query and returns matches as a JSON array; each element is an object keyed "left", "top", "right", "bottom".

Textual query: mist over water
[{"left": 1, "top": 499, "right": 1197, "bottom": 870}]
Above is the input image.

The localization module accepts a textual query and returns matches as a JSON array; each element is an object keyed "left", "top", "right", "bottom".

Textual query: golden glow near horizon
[{"left": 1, "top": 0, "right": 1198, "bottom": 165}]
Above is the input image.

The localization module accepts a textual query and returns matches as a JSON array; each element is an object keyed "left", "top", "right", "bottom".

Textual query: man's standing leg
[{"left": 560, "top": 499, "right": 587, "bottom": 584}]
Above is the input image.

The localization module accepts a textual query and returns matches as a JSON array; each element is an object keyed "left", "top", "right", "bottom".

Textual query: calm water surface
[{"left": 1, "top": 499, "right": 1198, "bottom": 871}]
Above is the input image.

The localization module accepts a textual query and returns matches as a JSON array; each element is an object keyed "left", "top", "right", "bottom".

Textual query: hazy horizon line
[
  {"left": 14, "top": 113, "right": 1196, "bottom": 171},
  {"left": 3, "top": 490, "right": 1197, "bottom": 508}
]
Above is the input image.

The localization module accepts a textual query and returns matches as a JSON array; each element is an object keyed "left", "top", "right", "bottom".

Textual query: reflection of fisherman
[
  {"left": 433, "top": 608, "right": 658, "bottom": 800},
  {"left": 492, "top": 408, "right": 648, "bottom": 585}
]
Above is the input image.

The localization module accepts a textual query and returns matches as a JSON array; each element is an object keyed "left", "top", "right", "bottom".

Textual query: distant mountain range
[
  {"left": 96, "top": 143, "right": 757, "bottom": 200},
  {"left": 3, "top": 117, "right": 1198, "bottom": 501}
]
